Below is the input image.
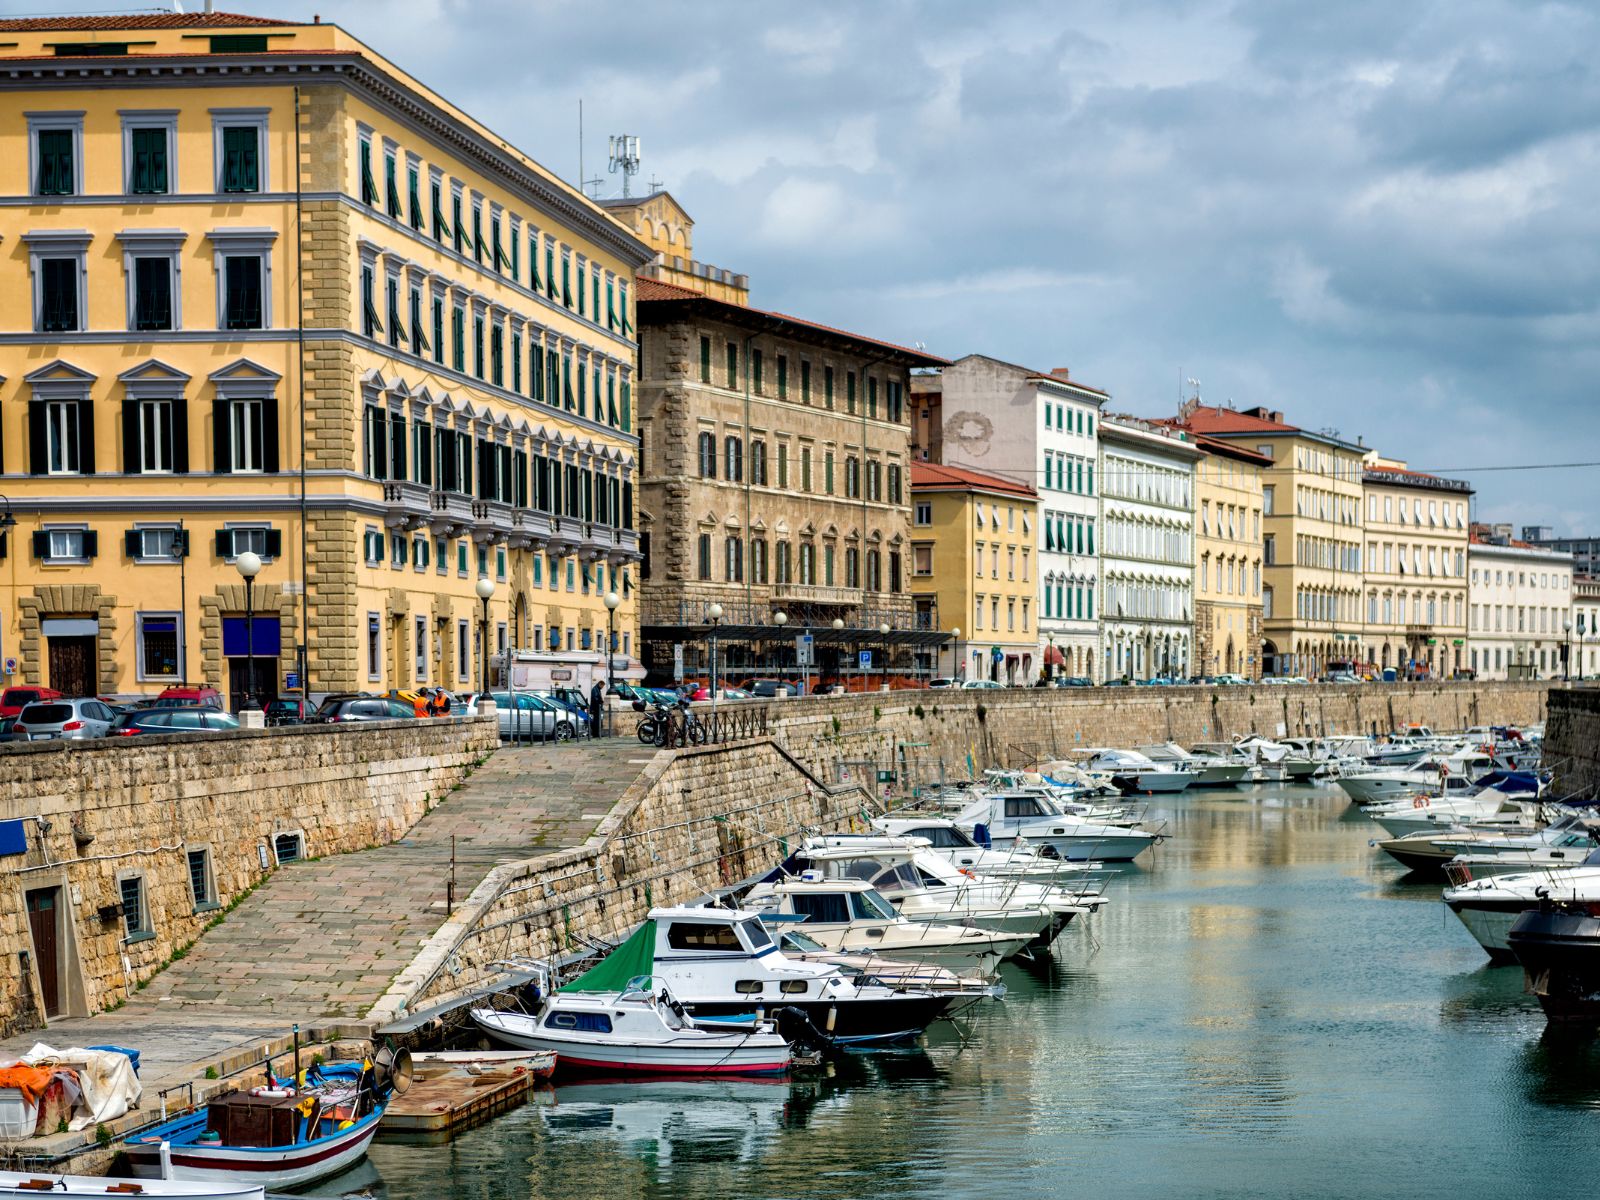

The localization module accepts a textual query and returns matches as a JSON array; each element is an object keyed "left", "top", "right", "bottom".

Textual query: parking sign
[{"left": 858, "top": 650, "right": 872, "bottom": 669}]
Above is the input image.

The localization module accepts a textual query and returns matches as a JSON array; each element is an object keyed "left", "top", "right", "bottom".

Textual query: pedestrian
[
  {"left": 429, "top": 688, "right": 449, "bottom": 718},
  {"left": 589, "top": 678, "right": 606, "bottom": 737}
]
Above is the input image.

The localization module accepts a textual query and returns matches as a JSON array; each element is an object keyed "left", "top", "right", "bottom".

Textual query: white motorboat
[
  {"left": 744, "top": 875, "right": 1029, "bottom": 971},
  {"left": 786, "top": 837, "right": 1095, "bottom": 949},
  {"left": 1075, "top": 748, "right": 1197, "bottom": 793},
  {"left": 1232, "top": 736, "right": 1319, "bottom": 781},
  {"left": 1443, "top": 863, "right": 1600, "bottom": 962},
  {"left": 769, "top": 926, "right": 1005, "bottom": 995},
  {"left": 1189, "top": 741, "right": 1276, "bottom": 782},
  {"left": 1366, "top": 776, "right": 1540, "bottom": 838},
  {"left": 953, "top": 788, "right": 1161, "bottom": 862},
  {"left": 1138, "top": 743, "right": 1252, "bottom": 787},
  {"left": 872, "top": 816, "right": 1104, "bottom": 882},
  {"left": 1339, "top": 751, "right": 1505, "bottom": 805},
  {"left": 472, "top": 979, "right": 791, "bottom": 1076},
  {"left": 0, "top": 1175, "right": 262, "bottom": 1200}
]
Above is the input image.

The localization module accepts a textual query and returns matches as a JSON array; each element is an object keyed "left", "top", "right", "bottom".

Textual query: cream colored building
[
  {"left": 1573, "top": 576, "right": 1600, "bottom": 681},
  {"left": 0, "top": 11, "right": 650, "bottom": 701},
  {"left": 910, "top": 463, "right": 1039, "bottom": 684},
  {"left": 1182, "top": 405, "right": 1366, "bottom": 678},
  {"left": 1468, "top": 526, "right": 1574, "bottom": 680},
  {"left": 1361, "top": 457, "right": 1472, "bottom": 678},
  {"left": 1190, "top": 435, "right": 1267, "bottom": 679}
]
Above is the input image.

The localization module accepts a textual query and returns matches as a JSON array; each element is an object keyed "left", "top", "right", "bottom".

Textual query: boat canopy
[
  {"left": 1476, "top": 770, "right": 1540, "bottom": 794},
  {"left": 560, "top": 920, "right": 656, "bottom": 993}
]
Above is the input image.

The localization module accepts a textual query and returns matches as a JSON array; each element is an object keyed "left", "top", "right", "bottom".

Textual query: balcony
[
  {"left": 429, "top": 490, "right": 474, "bottom": 538},
  {"left": 471, "top": 500, "right": 513, "bottom": 545},
  {"left": 382, "top": 481, "right": 432, "bottom": 531},
  {"left": 771, "top": 583, "right": 866, "bottom": 607}
]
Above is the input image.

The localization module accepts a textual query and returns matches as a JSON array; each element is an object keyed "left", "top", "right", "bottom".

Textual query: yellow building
[
  {"left": 910, "top": 463, "right": 1039, "bottom": 684},
  {"left": 1361, "top": 455, "right": 1472, "bottom": 678},
  {"left": 0, "top": 11, "right": 652, "bottom": 702},
  {"left": 1183, "top": 405, "right": 1366, "bottom": 678},
  {"left": 1189, "top": 434, "right": 1268, "bottom": 679}
]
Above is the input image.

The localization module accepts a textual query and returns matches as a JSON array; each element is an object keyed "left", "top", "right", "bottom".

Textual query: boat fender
[
  {"left": 826, "top": 1006, "right": 837, "bottom": 1033},
  {"left": 338, "top": 1119, "right": 354, "bottom": 1131}
]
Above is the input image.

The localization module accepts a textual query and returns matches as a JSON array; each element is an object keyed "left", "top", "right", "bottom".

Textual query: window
[
  {"left": 725, "top": 435, "right": 743, "bottom": 482},
  {"left": 914, "top": 545, "right": 932, "bottom": 575},
  {"left": 42, "top": 401, "right": 84, "bottom": 475},
  {"left": 273, "top": 832, "right": 304, "bottom": 865},
  {"left": 129, "top": 255, "right": 176, "bottom": 331},
  {"left": 726, "top": 341, "right": 739, "bottom": 388},
  {"left": 697, "top": 533, "right": 712, "bottom": 580},
  {"left": 214, "top": 109, "right": 267, "bottom": 193},
  {"left": 35, "top": 526, "right": 95, "bottom": 563},
  {"left": 915, "top": 501, "right": 932, "bottom": 526},
  {"left": 135, "top": 610, "right": 183, "bottom": 681},
  {"left": 31, "top": 114, "right": 82, "bottom": 196},
  {"left": 124, "top": 115, "right": 176, "bottom": 195},
  {"left": 778, "top": 355, "right": 789, "bottom": 398},
  {"left": 132, "top": 400, "right": 176, "bottom": 473},
  {"left": 725, "top": 536, "right": 744, "bottom": 582},
  {"left": 129, "top": 526, "right": 184, "bottom": 563},
  {"left": 217, "top": 525, "right": 279, "bottom": 561},
  {"left": 777, "top": 443, "right": 789, "bottom": 489},
  {"left": 28, "top": 230, "right": 90, "bottom": 333},
  {"left": 698, "top": 430, "right": 717, "bottom": 479},
  {"left": 120, "top": 875, "right": 149, "bottom": 938},
  {"left": 699, "top": 336, "right": 712, "bottom": 383}
]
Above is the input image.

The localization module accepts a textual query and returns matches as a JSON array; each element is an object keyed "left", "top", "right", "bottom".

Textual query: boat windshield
[
  {"left": 905, "top": 825, "right": 977, "bottom": 849},
  {"left": 739, "top": 919, "right": 773, "bottom": 951},
  {"left": 781, "top": 929, "right": 828, "bottom": 952},
  {"left": 1584, "top": 848, "right": 1600, "bottom": 866},
  {"left": 852, "top": 889, "right": 900, "bottom": 920}
]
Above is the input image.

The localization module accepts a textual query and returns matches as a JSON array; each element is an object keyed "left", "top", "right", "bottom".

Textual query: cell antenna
[{"left": 608, "top": 135, "right": 642, "bottom": 198}]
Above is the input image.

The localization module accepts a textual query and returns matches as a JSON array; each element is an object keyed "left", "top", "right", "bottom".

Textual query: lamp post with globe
[
  {"left": 603, "top": 590, "right": 620, "bottom": 735},
  {"left": 235, "top": 550, "right": 263, "bottom": 715},
  {"left": 474, "top": 576, "right": 495, "bottom": 705}
]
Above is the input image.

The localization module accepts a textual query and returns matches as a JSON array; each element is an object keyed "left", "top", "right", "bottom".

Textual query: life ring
[{"left": 1412, "top": 797, "right": 1425, "bottom": 808}]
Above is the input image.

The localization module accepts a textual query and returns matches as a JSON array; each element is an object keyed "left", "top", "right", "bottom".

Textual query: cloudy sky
[{"left": 30, "top": 0, "right": 1599, "bottom": 532}]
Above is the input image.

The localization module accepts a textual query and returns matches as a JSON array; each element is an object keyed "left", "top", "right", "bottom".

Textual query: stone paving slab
[{"left": 0, "top": 740, "right": 651, "bottom": 1107}]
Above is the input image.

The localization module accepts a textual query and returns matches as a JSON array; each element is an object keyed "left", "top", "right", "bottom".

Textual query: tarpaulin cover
[
  {"left": 559, "top": 921, "right": 656, "bottom": 993},
  {"left": 18, "top": 1043, "right": 142, "bottom": 1131}
]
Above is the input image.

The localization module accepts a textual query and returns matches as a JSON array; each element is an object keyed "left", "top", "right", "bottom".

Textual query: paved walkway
[{"left": 0, "top": 740, "right": 653, "bottom": 1087}]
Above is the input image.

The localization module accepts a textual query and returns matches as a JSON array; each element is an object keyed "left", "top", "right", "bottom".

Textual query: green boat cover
[{"left": 558, "top": 920, "right": 657, "bottom": 993}]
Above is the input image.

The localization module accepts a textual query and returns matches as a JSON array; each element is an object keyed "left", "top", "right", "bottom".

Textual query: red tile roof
[
  {"left": 0, "top": 12, "right": 297, "bottom": 31},
  {"left": 636, "top": 277, "right": 949, "bottom": 366},
  {"left": 1181, "top": 405, "right": 1299, "bottom": 435},
  {"left": 1149, "top": 423, "right": 1272, "bottom": 466},
  {"left": 911, "top": 462, "right": 1036, "bottom": 498}
]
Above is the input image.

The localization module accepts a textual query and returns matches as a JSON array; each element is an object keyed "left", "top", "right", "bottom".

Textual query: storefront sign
[{"left": 550, "top": 669, "right": 573, "bottom": 681}]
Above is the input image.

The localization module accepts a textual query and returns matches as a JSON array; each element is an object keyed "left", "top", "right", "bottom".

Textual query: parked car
[
  {"left": 1324, "top": 673, "right": 1362, "bottom": 685},
  {"left": 311, "top": 694, "right": 418, "bottom": 723},
  {"left": 960, "top": 679, "right": 1004, "bottom": 690},
  {"left": 490, "top": 692, "right": 577, "bottom": 741},
  {"left": 0, "top": 716, "right": 21, "bottom": 743},
  {"left": 1052, "top": 676, "right": 1093, "bottom": 688},
  {"left": 926, "top": 677, "right": 958, "bottom": 690},
  {"left": 265, "top": 696, "right": 313, "bottom": 726},
  {"left": 14, "top": 698, "right": 117, "bottom": 741},
  {"left": 738, "top": 678, "right": 796, "bottom": 698},
  {"left": 0, "top": 686, "right": 62, "bottom": 720},
  {"left": 1213, "top": 673, "right": 1250, "bottom": 685},
  {"left": 156, "top": 684, "right": 224, "bottom": 708},
  {"left": 110, "top": 707, "right": 241, "bottom": 736}
]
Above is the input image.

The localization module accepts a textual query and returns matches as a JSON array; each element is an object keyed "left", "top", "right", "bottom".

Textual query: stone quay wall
[
  {"left": 762, "top": 680, "right": 1555, "bottom": 789},
  {"left": 377, "top": 738, "right": 871, "bottom": 1024},
  {"left": 0, "top": 718, "right": 497, "bottom": 1038},
  {"left": 1546, "top": 687, "right": 1600, "bottom": 799}
]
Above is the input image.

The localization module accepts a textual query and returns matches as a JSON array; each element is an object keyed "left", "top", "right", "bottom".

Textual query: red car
[
  {"left": 156, "top": 684, "right": 224, "bottom": 708},
  {"left": 0, "top": 686, "right": 62, "bottom": 720}
]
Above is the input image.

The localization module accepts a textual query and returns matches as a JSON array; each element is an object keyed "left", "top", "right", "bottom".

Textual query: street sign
[
  {"left": 876, "top": 770, "right": 895, "bottom": 784},
  {"left": 284, "top": 672, "right": 299, "bottom": 690},
  {"left": 796, "top": 634, "right": 815, "bottom": 667},
  {"left": 858, "top": 650, "right": 872, "bottom": 669},
  {"left": 672, "top": 643, "right": 685, "bottom": 683}
]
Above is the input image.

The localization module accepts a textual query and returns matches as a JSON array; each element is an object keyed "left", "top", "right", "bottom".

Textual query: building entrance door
[
  {"left": 25, "top": 887, "right": 61, "bottom": 1016},
  {"left": 227, "top": 657, "right": 277, "bottom": 710},
  {"left": 47, "top": 636, "right": 95, "bottom": 696}
]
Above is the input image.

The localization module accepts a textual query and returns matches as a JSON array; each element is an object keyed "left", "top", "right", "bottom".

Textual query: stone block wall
[
  {"left": 1547, "top": 687, "right": 1600, "bottom": 798},
  {"left": 378, "top": 738, "right": 870, "bottom": 1022},
  {"left": 0, "top": 717, "right": 497, "bottom": 1037},
  {"left": 762, "top": 680, "right": 1555, "bottom": 790}
]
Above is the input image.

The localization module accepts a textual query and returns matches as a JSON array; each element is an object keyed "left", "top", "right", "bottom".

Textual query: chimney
[
  {"left": 1270, "top": 410, "right": 1284, "bottom": 424},
  {"left": 1050, "top": 367, "right": 1071, "bottom": 379}
]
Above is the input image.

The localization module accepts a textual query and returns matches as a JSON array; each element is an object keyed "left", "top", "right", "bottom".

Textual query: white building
[
  {"left": 911, "top": 355, "right": 1107, "bottom": 681},
  {"left": 1098, "top": 417, "right": 1201, "bottom": 680},
  {"left": 1467, "top": 527, "right": 1574, "bottom": 679},
  {"left": 1575, "top": 576, "right": 1600, "bottom": 681}
]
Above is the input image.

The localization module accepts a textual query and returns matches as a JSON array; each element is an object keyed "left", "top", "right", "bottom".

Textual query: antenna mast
[{"left": 608, "top": 134, "right": 642, "bottom": 198}]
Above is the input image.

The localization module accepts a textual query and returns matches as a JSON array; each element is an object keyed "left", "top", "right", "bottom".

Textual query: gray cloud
[{"left": 21, "top": 0, "right": 1596, "bottom": 531}]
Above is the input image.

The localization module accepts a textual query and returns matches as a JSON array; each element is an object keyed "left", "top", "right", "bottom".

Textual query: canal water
[{"left": 303, "top": 781, "right": 1600, "bottom": 1200}]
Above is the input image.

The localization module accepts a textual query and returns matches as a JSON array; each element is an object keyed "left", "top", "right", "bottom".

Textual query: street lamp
[
  {"left": 879, "top": 622, "right": 891, "bottom": 692},
  {"left": 707, "top": 602, "right": 724, "bottom": 700},
  {"left": 1563, "top": 618, "right": 1574, "bottom": 683},
  {"left": 951, "top": 627, "right": 961, "bottom": 681},
  {"left": 832, "top": 617, "right": 845, "bottom": 693},
  {"left": 604, "top": 590, "right": 620, "bottom": 736},
  {"left": 475, "top": 576, "right": 495, "bottom": 699},
  {"left": 235, "top": 550, "right": 263, "bottom": 711}
]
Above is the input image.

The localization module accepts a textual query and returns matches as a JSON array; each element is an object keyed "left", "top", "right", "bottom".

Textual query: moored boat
[
  {"left": 1507, "top": 902, "right": 1600, "bottom": 1025},
  {"left": 0, "top": 1173, "right": 262, "bottom": 1200}
]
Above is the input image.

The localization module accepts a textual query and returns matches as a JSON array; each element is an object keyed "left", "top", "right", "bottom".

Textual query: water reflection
[{"left": 327, "top": 780, "right": 1595, "bottom": 1200}]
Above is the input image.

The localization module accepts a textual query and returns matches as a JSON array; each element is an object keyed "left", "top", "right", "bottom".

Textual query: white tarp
[{"left": 18, "top": 1044, "right": 141, "bottom": 1131}]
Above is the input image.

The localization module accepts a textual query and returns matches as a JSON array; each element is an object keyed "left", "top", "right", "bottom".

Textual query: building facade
[
  {"left": 910, "top": 355, "right": 1106, "bottom": 680},
  {"left": 1521, "top": 530, "right": 1600, "bottom": 577},
  {"left": 1181, "top": 406, "right": 1365, "bottom": 679},
  {"left": 1467, "top": 527, "right": 1574, "bottom": 679},
  {"left": 1360, "top": 457, "right": 1472, "bottom": 678},
  {"left": 909, "top": 463, "right": 1039, "bottom": 684},
  {"left": 0, "top": 12, "right": 650, "bottom": 702},
  {"left": 1190, "top": 435, "right": 1267, "bottom": 679},
  {"left": 1097, "top": 417, "right": 1200, "bottom": 680},
  {"left": 631, "top": 275, "right": 946, "bottom": 685},
  {"left": 1573, "top": 576, "right": 1600, "bottom": 680}
]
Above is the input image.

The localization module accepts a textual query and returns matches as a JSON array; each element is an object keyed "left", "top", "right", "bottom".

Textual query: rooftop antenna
[
  {"left": 609, "top": 134, "right": 642, "bottom": 198},
  {"left": 647, "top": 174, "right": 664, "bottom": 193},
  {"left": 1186, "top": 377, "right": 1202, "bottom": 402}
]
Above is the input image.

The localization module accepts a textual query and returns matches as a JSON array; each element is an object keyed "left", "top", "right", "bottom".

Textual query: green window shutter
[
  {"left": 37, "top": 129, "right": 74, "bottom": 195},
  {"left": 409, "top": 167, "right": 425, "bottom": 230},
  {"left": 509, "top": 232, "right": 519, "bottom": 281},
  {"left": 562, "top": 259, "right": 572, "bottom": 307},
  {"left": 360, "top": 140, "right": 378, "bottom": 206},
  {"left": 546, "top": 246, "right": 557, "bottom": 299},
  {"left": 130, "top": 127, "right": 167, "bottom": 194},
  {"left": 621, "top": 381, "right": 631, "bottom": 433},
  {"left": 433, "top": 183, "right": 450, "bottom": 241},
  {"left": 221, "top": 126, "right": 258, "bottom": 192},
  {"left": 473, "top": 210, "right": 486, "bottom": 263},
  {"left": 530, "top": 236, "right": 542, "bottom": 289},
  {"left": 453, "top": 195, "right": 465, "bottom": 254},
  {"left": 385, "top": 154, "right": 402, "bottom": 218}
]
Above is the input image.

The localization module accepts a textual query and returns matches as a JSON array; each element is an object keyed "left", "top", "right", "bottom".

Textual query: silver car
[
  {"left": 491, "top": 691, "right": 577, "bottom": 741},
  {"left": 15, "top": 698, "right": 117, "bottom": 740}
]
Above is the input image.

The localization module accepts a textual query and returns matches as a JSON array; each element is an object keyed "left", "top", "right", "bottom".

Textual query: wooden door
[
  {"left": 26, "top": 889, "right": 60, "bottom": 1016},
  {"left": 47, "top": 636, "right": 94, "bottom": 696}
]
